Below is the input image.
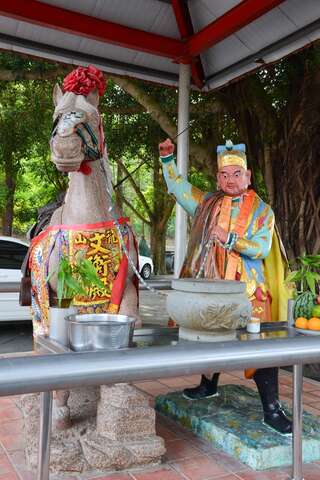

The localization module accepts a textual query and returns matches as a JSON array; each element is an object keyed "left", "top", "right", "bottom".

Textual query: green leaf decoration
[
  {"left": 305, "top": 271, "right": 316, "bottom": 295},
  {"left": 49, "top": 250, "right": 106, "bottom": 305},
  {"left": 285, "top": 270, "right": 302, "bottom": 283},
  {"left": 57, "top": 270, "right": 65, "bottom": 307}
]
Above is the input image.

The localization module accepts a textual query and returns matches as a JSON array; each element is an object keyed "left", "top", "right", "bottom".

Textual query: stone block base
[
  {"left": 81, "top": 431, "right": 165, "bottom": 470},
  {"left": 155, "top": 384, "right": 320, "bottom": 470},
  {"left": 18, "top": 384, "right": 165, "bottom": 474}
]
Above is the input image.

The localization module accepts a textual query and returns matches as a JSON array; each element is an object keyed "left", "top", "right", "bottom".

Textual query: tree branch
[
  {"left": 119, "top": 193, "right": 151, "bottom": 225},
  {"left": 100, "top": 103, "right": 224, "bottom": 116},
  {"left": 162, "top": 197, "right": 175, "bottom": 227},
  {"left": 117, "top": 158, "right": 153, "bottom": 219},
  {"left": 108, "top": 74, "right": 213, "bottom": 169}
]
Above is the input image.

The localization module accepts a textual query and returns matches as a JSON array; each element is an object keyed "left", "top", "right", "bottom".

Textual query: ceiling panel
[
  {"left": 0, "top": 0, "right": 319, "bottom": 90},
  {"left": 39, "top": 0, "right": 180, "bottom": 38}
]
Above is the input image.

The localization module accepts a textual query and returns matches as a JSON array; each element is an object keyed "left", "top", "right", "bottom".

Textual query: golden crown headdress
[{"left": 217, "top": 140, "right": 247, "bottom": 170}]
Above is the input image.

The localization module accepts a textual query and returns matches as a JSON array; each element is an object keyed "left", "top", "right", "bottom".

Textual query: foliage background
[{"left": 0, "top": 46, "right": 319, "bottom": 272}]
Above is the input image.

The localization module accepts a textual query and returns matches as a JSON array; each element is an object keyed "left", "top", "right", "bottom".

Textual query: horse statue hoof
[{"left": 52, "top": 405, "right": 72, "bottom": 431}]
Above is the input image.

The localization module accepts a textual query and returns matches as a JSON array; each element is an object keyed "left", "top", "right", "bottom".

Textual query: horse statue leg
[
  {"left": 119, "top": 229, "right": 141, "bottom": 327},
  {"left": 47, "top": 231, "right": 73, "bottom": 431},
  {"left": 119, "top": 279, "right": 141, "bottom": 328},
  {"left": 52, "top": 390, "right": 71, "bottom": 431}
]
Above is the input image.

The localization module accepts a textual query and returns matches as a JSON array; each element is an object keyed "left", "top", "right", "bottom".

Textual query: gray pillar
[
  {"left": 292, "top": 364, "right": 304, "bottom": 480},
  {"left": 174, "top": 63, "right": 191, "bottom": 277},
  {"left": 37, "top": 391, "right": 53, "bottom": 480}
]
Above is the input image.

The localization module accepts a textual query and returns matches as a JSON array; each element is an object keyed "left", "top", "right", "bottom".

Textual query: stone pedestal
[
  {"left": 81, "top": 384, "right": 165, "bottom": 470},
  {"left": 156, "top": 385, "right": 320, "bottom": 470},
  {"left": 18, "top": 384, "right": 165, "bottom": 474}
]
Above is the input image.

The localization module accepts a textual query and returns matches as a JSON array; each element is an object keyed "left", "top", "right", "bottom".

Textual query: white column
[{"left": 174, "top": 63, "right": 191, "bottom": 277}]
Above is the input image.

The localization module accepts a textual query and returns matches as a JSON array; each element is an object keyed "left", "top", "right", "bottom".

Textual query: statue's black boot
[
  {"left": 253, "top": 367, "right": 292, "bottom": 435},
  {"left": 183, "top": 373, "right": 220, "bottom": 400}
]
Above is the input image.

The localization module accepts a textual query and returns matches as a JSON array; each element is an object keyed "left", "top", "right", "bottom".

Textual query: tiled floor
[{"left": 1, "top": 370, "right": 320, "bottom": 480}]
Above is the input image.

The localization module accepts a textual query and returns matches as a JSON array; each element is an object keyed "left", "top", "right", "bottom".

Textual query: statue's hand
[
  {"left": 159, "top": 138, "right": 174, "bottom": 157},
  {"left": 212, "top": 225, "right": 228, "bottom": 245}
]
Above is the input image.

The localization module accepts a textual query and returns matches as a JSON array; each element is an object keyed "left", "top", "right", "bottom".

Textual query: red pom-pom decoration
[
  {"left": 78, "top": 160, "right": 92, "bottom": 175},
  {"left": 63, "top": 65, "right": 106, "bottom": 97}
]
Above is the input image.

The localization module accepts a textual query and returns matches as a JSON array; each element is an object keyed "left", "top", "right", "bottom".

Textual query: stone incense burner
[{"left": 167, "top": 278, "right": 252, "bottom": 341}]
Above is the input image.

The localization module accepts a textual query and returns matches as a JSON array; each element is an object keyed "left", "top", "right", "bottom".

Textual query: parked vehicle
[
  {"left": 139, "top": 255, "right": 154, "bottom": 280},
  {"left": 0, "top": 236, "right": 31, "bottom": 322},
  {"left": 0, "top": 236, "right": 154, "bottom": 321}
]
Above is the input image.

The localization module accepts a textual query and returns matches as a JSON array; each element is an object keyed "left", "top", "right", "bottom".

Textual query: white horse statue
[
  {"left": 29, "top": 66, "right": 140, "bottom": 340},
  {"left": 27, "top": 66, "right": 141, "bottom": 431}
]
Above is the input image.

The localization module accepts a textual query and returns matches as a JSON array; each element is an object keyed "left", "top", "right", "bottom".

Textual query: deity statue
[{"left": 159, "top": 138, "right": 292, "bottom": 435}]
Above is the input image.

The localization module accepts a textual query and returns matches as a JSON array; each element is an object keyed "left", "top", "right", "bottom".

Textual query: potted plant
[
  {"left": 48, "top": 251, "right": 105, "bottom": 345},
  {"left": 285, "top": 254, "right": 320, "bottom": 325}
]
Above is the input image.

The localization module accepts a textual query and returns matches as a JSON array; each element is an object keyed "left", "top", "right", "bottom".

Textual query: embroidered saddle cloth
[{"left": 29, "top": 218, "right": 136, "bottom": 336}]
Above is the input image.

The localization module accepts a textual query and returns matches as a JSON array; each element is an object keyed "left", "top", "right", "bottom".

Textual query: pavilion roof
[{"left": 0, "top": 0, "right": 319, "bottom": 90}]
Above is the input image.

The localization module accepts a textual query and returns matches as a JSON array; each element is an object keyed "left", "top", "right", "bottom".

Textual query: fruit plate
[{"left": 294, "top": 327, "right": 320, "bottom": 336}]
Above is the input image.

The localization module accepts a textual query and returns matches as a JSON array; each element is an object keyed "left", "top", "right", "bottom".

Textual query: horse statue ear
[
  {"left": 86, "top": 88, "right": 100, "bottom": 108},
  {"left": 53, "top": 84, "right": 63, "bottom": 106}
]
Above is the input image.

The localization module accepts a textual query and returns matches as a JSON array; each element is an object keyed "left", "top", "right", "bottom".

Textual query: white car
[
  {"left": 0, "top": 236, "right": 31, "bottom": 321},
  {"left": 0, "top": 236, "right": 154, "bottom": 322},
  {"left": 138, "top": 255, "right": 154, "bottom": 280}
]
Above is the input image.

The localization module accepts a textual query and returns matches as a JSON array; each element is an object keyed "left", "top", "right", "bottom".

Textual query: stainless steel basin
[{"left": 66, "top": 313, "right": 135, "bottom": 351}]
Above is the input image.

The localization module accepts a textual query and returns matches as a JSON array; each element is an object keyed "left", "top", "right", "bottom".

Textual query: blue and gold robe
[{"left": 162, "top": 155, "right": 290, "bottom": 321}]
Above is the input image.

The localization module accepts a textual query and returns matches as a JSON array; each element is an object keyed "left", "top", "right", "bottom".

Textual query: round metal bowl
[{"left": 65, "top": 313, "right": 135, "bottom": 352}]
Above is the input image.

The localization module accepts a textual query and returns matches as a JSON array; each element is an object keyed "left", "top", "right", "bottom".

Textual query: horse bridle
[{"left": 51, "top": 111, "right": 102, "bottom": 162}]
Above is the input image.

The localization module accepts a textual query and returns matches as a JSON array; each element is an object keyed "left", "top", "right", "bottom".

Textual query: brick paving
[{"left": 1, "top": 370, "right": 320, "bottom": 480}]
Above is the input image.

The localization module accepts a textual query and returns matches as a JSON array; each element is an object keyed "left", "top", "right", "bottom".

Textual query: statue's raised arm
[{"left": 159, "top": 138, "right": 205, "bottom": 216}]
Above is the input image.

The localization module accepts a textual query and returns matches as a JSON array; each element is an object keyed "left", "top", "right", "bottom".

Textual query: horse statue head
[{"left": 50, "top": 65, "right": 106, "bottom": 175}]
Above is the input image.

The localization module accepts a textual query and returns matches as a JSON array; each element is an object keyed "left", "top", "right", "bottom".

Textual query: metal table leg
[
  {"left": 37, "top": 391, "right": 53, "bottom": 480},
  {"left": 292, "top": 364, "right": 304, "bottom": 480}
]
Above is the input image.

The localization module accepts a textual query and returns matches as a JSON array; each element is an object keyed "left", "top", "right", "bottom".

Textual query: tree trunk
[
  {"left": 115, "top": 163, "right": 123, "bottom": 211},
  {"left": 150, "top": 155, "right": 174, "bottom": 274},
  {"left": 222, "top": 69, "right": 320, "bottom": 260},
  {"left": 2, "top": 157, "right": 16, "bottom": 236},
  {"left": 272, "top": 69, "right": 320, "bottom": 257},
  {"left": 150, "top": 221, "right": 167, "bottom": 275}
]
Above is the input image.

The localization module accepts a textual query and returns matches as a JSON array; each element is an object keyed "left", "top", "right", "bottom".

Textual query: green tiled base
[{"left": 155, "top": 385, "right": 320, "bottom": 470}]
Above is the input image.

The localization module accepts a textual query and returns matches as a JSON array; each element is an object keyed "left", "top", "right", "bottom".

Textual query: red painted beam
[
  {"left": 172, "top": 0, "right": 205, "bottom": 89},
  {"left": 172, "top": 0, "right": 194, "bottom": 40},
  {"left": 188, "top": 0, "right": 286, "bottom": 57},
  {"left": 0, "top": 0, "right": 186, "bottom": 60}
]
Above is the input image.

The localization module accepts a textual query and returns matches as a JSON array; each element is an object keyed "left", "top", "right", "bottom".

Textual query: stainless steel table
[
  {"left": 0, "top": 323, "right": 318, "bottom": 480},
  {"left": 35, "top": 324, "right": 179, "bottom": 480}
]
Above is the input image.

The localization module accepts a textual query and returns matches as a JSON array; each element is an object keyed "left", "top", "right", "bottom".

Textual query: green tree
[
  {"left": 0, "top": 78, "right": 67, "bottom": 235},
  {"left": 0, "top": 47, "right": 319, "bottom": 266}
]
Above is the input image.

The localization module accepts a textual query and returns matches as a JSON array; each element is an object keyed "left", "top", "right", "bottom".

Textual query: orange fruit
[
  {"left": 307, "top": 317, "right": 320, "bottom": 331},
  {"left": 295, "top": 317, "right": 309, "bottom": 329}
]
